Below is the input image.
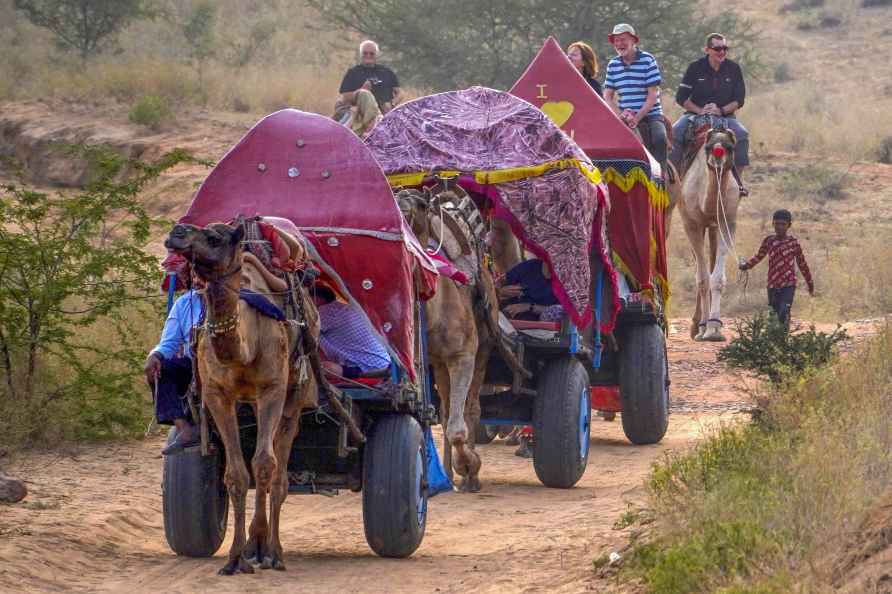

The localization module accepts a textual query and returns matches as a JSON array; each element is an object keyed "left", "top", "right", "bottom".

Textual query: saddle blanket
[
  {"left": 426, "top": 250, "right": 470, "bottom": 285},
  {"left": 239, "top": 288, "right": 286, "bottom": 321}
]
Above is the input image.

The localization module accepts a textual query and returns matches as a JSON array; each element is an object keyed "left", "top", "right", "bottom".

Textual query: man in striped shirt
[
  {"left": 739, "top": 209, "right": 814, "bottom": 327},
  {"left": 603, "top": 23, "right": 667, "bottom": 172}
]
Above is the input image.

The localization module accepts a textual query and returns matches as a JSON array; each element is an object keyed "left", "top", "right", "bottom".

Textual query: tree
[
  {"left": 13, "top": 0, "right": 154, "bottom": 64},
  {"left": 0, "top": 146, "right": 194, "bottom": 444},
  {"left": 307, "top": 0, "right": 759, "bottom": 92},
  {"left": 182, "top": 0, "right": 216, "bottom": 96}
]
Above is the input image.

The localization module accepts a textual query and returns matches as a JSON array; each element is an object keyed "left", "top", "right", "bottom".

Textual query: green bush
[
  {"left": 718, "top": 313, "right": 847, "bottom": 383},
  {"left": 0, "top": 145, "right": 193, "bottom": 448},
  {"left": 128, "top": 95, "right": 172, "bottom": 132},
  {"left": 773, "top": 63, "right": 793, "bottom": 84},
  {"left": 622, "top": 326, "right": 892, "bottom": 593},
  {"left": 778, "top": 163, "right": 850, "bottom": 201}
]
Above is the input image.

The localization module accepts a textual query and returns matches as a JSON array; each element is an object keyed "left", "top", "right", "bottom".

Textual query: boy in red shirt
[{"left": 739, "top": 209, "right": 814, "bottom": 327}]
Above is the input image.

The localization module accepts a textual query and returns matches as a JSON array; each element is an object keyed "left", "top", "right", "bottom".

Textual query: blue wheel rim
[
  {"left": 415, "top": 446, "right": 427, "bottom": 527},
  {"left": 579, "top": 387, "right": 591, "bottom": 460}
]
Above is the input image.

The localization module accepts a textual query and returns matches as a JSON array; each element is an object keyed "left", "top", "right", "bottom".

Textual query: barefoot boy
[{"left": 738, "top": 209, "right": 814, "bottom": 327}]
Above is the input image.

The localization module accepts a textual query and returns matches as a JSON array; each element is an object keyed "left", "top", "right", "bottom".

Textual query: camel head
[
  {"left": 397, "top": 189, "right": 432, "bottom": 245},
  {"left": 704, "top": 128, "right": 737, "bottom": 171},
  {"left": 164, "top": 219, "right": 245, "bottom": 282}
]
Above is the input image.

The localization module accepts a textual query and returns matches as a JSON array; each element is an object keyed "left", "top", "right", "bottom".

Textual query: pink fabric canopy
[
  {"left": 365, "top": 87, "right": 619, "bottom": 331},
  {"left": 179, "top": 109, "right": 437, "bottom": 378}
]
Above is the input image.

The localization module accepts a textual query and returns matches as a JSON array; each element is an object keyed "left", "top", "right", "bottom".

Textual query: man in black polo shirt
[
  {"left": 670, "top": 33, "right": 750, "bottom": 195},
  {"left": 339, "top": 40, "right": 402, "bottom": 113}
]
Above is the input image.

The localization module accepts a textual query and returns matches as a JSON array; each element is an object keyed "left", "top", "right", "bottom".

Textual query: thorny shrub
[{"left": 0, "top": 145, "right": 195, "bottom": 447}]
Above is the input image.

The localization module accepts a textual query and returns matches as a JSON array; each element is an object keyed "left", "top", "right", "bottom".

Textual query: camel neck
[{"left": 204, "top": 273, "right": 243, "bottom": 362}]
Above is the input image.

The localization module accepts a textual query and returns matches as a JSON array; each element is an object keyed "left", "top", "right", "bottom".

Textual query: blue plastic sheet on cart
[{"left": 425, "top": 426, "right": 453, "bottom": 497}]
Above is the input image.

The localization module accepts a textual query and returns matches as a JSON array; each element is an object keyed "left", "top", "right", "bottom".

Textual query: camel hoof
[
  {"left": 459, "top": 476, "right": 482, "bottom": 493},
  {"left": 219, "top": 557, "right": 255, "bottom": 575},
  {"left": 261, "top": 556, "right": 286, "bottom": 571}
]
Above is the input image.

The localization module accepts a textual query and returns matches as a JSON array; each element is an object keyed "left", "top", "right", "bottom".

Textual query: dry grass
[{"left": 630, "top": 324, "right": 892, "bottom": 593}]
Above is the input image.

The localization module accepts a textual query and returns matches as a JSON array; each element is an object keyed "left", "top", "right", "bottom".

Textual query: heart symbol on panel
[{"left": 540, "top": 101, "right": 575, "bottom": 128}]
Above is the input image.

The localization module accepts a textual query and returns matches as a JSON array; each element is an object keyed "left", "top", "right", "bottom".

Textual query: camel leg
[
  {"left": 205, "top": 395, "right": 255, "bottom": 576},
  {"left": 702, "top": 225, "right": 733, "bottom": 342},
  {"left": 433, "top": 362, "right": 453, "bottom": 483},
  {"left": 245, "top": 386, "right": 285, "bottom": 568},
  {"left": 460, "top": 345, "right": 492, "bottom": 493},
  {"left": 443, "top": 352, "right": 481, "bottom": 493},
  {"left": 263, "top": 408, "right": 301, "bottom": 571},
  {"left": 682, "top": 221, "right": 710, "bottom": 341}
]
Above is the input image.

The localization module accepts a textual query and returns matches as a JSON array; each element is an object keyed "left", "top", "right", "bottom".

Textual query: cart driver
[
  {"left": 144, "top": 257, "right": 204, "bottom": 456},
  {"left": 312, "top": 285, "right": 392, "bottom": 379},
  {"left": 498, "top": 258, "right": 564, "bottom": 322}
]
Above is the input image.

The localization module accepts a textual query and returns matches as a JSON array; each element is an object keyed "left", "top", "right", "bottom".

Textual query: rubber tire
[
  {"left": 162, "top": 427, "right": 228, "bottom": 557},
  {"left": 362, "top": 414, "right": 427, "bottom": 558},
  {"left": 532, "top": 356, "right": 590, "bottom": 489},
  {"left": 473, "top": 422, "right": 498, "bottom": 445},
  {"left": 618, "top": 323, "right": 669, "bottom": 445}
]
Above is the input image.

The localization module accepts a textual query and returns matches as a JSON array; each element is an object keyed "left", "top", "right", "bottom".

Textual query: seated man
[
  {"left": 144, "top": 261, "right": 205, "bottom": 456},
  {"left": 498, "top": 258, "right": 563, "bottom": 322},
  {"left": 313, "top": 285, "right": 392, "bottom": 378},
  {"left": 335, "top": 40, "right": 402, "bottom": 137},
  {"left": 603, "top": 24, "right": 668, "bottom": 174},
  {"left": 670, "top": 33, "right": 750, "bottom": 195}
]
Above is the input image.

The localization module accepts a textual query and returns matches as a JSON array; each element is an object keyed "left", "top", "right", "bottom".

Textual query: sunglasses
[{"left": 709, "top": 45, "right": 730, "bottom": 53}]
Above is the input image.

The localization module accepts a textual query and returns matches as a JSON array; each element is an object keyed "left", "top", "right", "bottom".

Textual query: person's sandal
[{"left": 739, "top": 185, "right": 749, "bottom": 197}]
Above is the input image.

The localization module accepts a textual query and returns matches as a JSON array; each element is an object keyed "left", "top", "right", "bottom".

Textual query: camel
[
  {"left": 676, "top": 128, "right": 741, "bottom": 341},
  {"left": 397, "top": 186, "right": 503, "bottom": 492},
  {"left": 165, "top": 219, "right": 321, "bottom": 575}
]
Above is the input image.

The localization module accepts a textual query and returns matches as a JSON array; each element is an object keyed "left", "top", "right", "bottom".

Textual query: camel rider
[
  {"left": 144, "top": 259, "right": 204, "bottom": 456},
  {"left": 670, "top": 33, "right": 750, "bottom": 196},
  {"left": 603, "top": 24, "right": 668, "bottom": 174},
  {"left": 312, "top": 285, "right": 392, "bottom": 379},
  {"left": 335, "top": 40, "right": 402, "bottom": 137}
]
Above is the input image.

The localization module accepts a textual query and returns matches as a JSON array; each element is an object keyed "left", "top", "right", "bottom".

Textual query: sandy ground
[{"left": 0, "top": 318, "right": 880, "bottom": 594}]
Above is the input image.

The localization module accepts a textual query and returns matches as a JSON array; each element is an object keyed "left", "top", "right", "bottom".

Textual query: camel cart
[
  {"left": 159, "top": 109, "right": 446, "bottom": 560},
  {"left": 511, "top": 38, "right": 671, "bottom": 446},
  {"left": 366, "top": 87, "right": 622, "bottom": 489}
]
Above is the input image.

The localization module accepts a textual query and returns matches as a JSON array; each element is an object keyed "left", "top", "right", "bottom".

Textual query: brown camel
[
  {"left": 397, "top": 187, "right": 502, "bottom": 492},
  {"left": 165, "top": 220, "right": 320, "bottom": 575},
  {"left": 677, "top": 128, "right": 740, "bottom": 341}
]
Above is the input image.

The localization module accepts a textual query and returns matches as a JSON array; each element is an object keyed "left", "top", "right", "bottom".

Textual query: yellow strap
[{"left": 386, "top": 159, "right": 603, "bottom": 188}]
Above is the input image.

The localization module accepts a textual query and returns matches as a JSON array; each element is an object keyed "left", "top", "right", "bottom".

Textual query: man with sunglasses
[{"left": 670, "top": 33, "right": 750, "bottom": 195}]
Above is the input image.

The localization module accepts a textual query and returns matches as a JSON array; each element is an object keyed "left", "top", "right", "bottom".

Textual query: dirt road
[{"left": 5, "top": 318, "right": 858, "bottom": 594}]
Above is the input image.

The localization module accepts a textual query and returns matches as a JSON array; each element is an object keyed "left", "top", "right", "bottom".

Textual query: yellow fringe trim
[
  {"left": 386, "top": 159, "right": 603, "bottom": 188},
  {"left": 601, "top": 166, "right": 670, "bottom": 210},
  {"left": 612, "top": 251, "right": 671, "bottom": 312}
]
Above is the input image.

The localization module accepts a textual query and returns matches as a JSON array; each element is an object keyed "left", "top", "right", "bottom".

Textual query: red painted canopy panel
[
  {"left": 179, "top": 109, "right": 437, "bottom": 378},
  {"left": 511, "top": 38, "right": 670, "bottom": 304},
  {"left": 509, "top": 37, "right": 659, "bottom": 173}
]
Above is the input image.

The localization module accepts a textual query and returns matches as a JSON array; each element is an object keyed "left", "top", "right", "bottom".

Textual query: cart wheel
[
  {"left": 473, "top": 422, "right": 498, "bottom": 445},
  {"left": 618, "top": 323, "right": 669, "bottom": 445},
  {"left": 362, "top": 414, "right": 427, "bottom": 558},
  {"left": 162, "top": 427, "right": 228, "bottom": 557},
  {"left": 532, "top": 356, "right": 590, "bottom": 488}
]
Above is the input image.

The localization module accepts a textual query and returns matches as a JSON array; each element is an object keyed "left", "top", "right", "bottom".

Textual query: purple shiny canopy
[{"left": 366, "top": 87, "right": 619, "bottom": 330}]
